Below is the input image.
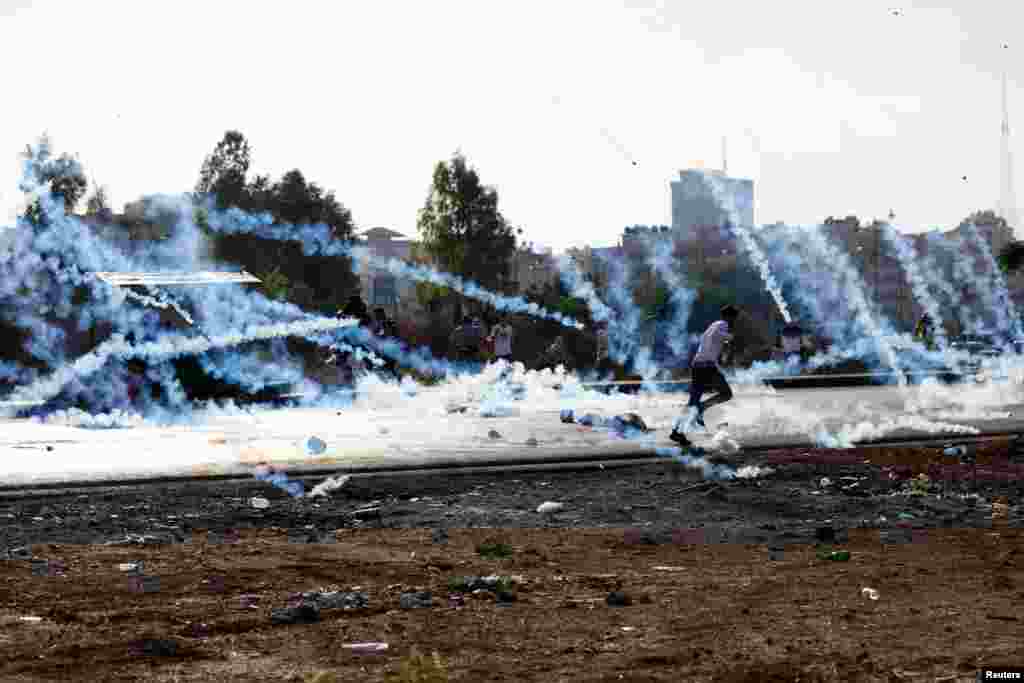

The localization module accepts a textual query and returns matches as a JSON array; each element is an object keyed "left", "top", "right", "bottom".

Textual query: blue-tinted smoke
[
  {"left": 594, "top": 250, "right": 659, "bottom": 379},
  {"left": 199, "top": 201, "right": 583, "bottom": 330},
  {"left": 961, "top": 221, "right": 1022, "bottom": 339},
  {"left": 643, "top": 237, "right": 696, "bottom": 361},
  {"left": 699, "top": 172, "right": 792, "bottom": 323},
  {"left": 878, "top": 223, "right": 947, "bottom": 347}
]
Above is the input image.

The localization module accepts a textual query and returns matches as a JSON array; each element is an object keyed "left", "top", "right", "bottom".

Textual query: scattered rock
[
  {"left": 606, "top": 591, "right": 632, "bottom": 607},
  {"left": 270, "top": 602, "right": 320, "bottom": 624},
  {"left": 305, "top": 436, "right": 327, "bottom": 455},
  {"left": 861, "top": 587, "right": 880, "bottom": 601},
  {"left": 289, "top": 591, "right": 368, "bottom": 610},
  {"left": 128, "top": 638, "right": 179, "bottom": 657},
  {"left": 250, "top": 497, "right": 270, "bottom": 510},
  {"left": 495, "top": 590, "right": 517, "bottom": 604},
  {"left": 351, "top": 506, "right": 381, "bottom": 520},
  {"left": 399, "top": 591, "right": 433, "bottom": 609},
  {"left": 6, "top": 546, "right": 32, "bottom": 560},
  {"left": 536, "top": 501, "right": 564, "bottom": 514},
  {"left": 487, "top": 429, "right": 502, "bottom": 439}
]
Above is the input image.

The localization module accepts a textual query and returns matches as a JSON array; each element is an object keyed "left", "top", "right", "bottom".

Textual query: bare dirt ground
[{"left": 2, "top": 438, "right": 1023, "bottom": 682}]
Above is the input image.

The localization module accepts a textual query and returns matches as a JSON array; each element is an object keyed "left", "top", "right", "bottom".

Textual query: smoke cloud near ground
[{"left": 3, "top": 137, "right": 1024, "bottom": 485}]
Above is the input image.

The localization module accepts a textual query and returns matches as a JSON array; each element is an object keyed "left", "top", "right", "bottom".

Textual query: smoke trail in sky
[
  {"left": 878, "top": 223, "right": 947, "bottom": 347},
  {"left": 594, "top": 250, "right": 659, "bottom": 379},
  {"left": 796, "top": 223, "right": 904, "bottom": 383},
  {"left": 760, "top": 222, "right": 861, "bottom": 345},
  {"left": 961, "top": 221, "right": 1022, "bottom": 338},
  {"left": 699, "top": 172, "right": 792, "bottom": 323},
  {"left": 2, "top": 317, "right": 357, "bottom": 412},
  {"left": 643, "top": 236, "right": 696, "bottom": 360},
  {"left": 199, "top": 202, "right": 584, "bottom": 330},
  {"left": 920, "top": 231, "right": 978, "bottom": 335}
]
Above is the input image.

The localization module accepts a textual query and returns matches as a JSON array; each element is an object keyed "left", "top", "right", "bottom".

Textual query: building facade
[{"left": 670, "top": 169, "right": 754, "bottom": 232}]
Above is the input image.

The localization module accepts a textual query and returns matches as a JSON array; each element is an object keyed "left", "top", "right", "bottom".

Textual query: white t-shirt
[
  {"left": 692, "top": 320, "right": 733, "bottom": 365},
  {"left": 493, "top": 324, "right": 513, "bottom": 356}
]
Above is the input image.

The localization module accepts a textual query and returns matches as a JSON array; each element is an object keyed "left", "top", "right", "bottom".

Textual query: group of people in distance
[{"left": 450, "top": 316, "right": 515, "bottom": 364}]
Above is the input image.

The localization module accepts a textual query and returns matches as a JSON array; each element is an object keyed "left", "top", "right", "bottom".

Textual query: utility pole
[{"left": 999, "top": 44, "right": 1020, "bottom": 236}]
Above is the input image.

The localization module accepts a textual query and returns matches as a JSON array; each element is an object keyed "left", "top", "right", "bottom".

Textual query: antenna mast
[{"left": 999, "top": 43, "right": 1020, "bottom": 235}]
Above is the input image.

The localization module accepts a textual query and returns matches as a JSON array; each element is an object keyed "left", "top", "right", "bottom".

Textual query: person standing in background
[{"left": 492, "top": 318, "right": 514, "bottom": 363}]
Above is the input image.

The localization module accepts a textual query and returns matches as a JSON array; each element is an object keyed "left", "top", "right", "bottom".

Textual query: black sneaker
[{"left": 669, "top": 430, "right": 692, "bottom": 447}]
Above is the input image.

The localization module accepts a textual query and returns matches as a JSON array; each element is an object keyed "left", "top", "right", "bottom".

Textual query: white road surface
[{"left": 2, "top": 367, "right": 1024, "bottom": 487}]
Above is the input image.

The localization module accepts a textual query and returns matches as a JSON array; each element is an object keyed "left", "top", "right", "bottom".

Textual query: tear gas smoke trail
[
  {"left": 643, "top": 236, "right": 697, "bottom": 361},
  {"left": 11, "top": 139, "right": 367, "bottom": 416},
  {"left": 920, "top": 231, "right": 978, "bottom": 334},
  {"left": 761, "top": 223, "right": 864, "bottom": 349},
  {"left": 937, "top": 232, "right": 989, "bottom": 335},
  {"left": 595, "top": 250, "right": 660, "bottom": 380},
  {"left": 338, "top": 323, "right": 494, "bottom": 377},
  {"left": 652, "top": 446, "right": 737, "bottom": 480},
  {"left": 698, "top": 172, "right": 792, "bottom": 323},
  {"left": 142, "top": 286, "right": 195, "bottom": 325},
  {"left": 878, "top": 223, "right": 948, "bottom": 347},
  {"left": 2, "top": 317, "right": 357, "bottom": 412},
  {"left": 961, "top": 221, "right": 1022, "bottom": 338},
  {"left": 200, "top": 203, "right": 584, "bottom": 330},
  {"left": 796, "top": 224, "right": 905, "bottom": 385},
  {"left": 122, "top": 289, "right": 195, "bottom": 325}
]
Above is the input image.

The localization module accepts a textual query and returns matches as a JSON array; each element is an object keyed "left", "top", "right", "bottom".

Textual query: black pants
[{"left": 688, "top": 363, "right": 732, "bottom": 413}]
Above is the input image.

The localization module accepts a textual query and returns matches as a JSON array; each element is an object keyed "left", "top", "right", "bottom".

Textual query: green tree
[
  {"left": 195, "top": 130, "right": 252, "bottom": 210},
  {"left": 999, "top": 240, "right": 1024, "bottom": 273},
  {"left": 21, "top": 135, "right": 88, "bottom": 224},
  {"left": 417, "top": 152, "right": 518, "bottom": 319},
  {"left": 195, "top": 130, "right": 360, "bottom": 314}
]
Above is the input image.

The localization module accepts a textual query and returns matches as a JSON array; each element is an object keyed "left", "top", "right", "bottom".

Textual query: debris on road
[
  {"left": 270, "top": 601, "right": 320, "bottom": 625},
  {"left": 487, "top": 429, "right": 502, "bottom": 439},
  {"left": 250, "top": 497, "right": 270, "bottom": 509},
  {"left": 606, "top": 591, "right": 632, "bottom": 607},
  {"left": 399, "top": 591, "right": 433, "bottom": 609},
  {"left": 536, "top": 501, "right": 564, "bottom": 514},
  {"left": 817, "top": 549, "right": 851, "bottom": 562},
  {"left": 342, "top": 642, "right": 389, "bottom": 654},
  {"left": 861, "top": 587, "right": 880, "bottom": 600},
  {"left": 127, "top": 638, "right": 179, "bottom": 657},
  {"left": 309, "top": 475, "right": 350, "bottom": 499},
  {"left": 304, "top": 436, "right": 327, "bottom": 455},
  {"left": 525, "top": 437, "right": 539, "bottom": 447},
  {"left": 288, "top": 591, "right": 368, "bottom": 610}
]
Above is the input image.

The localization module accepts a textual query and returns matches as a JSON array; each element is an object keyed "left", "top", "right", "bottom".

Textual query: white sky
[{"left": 0, "top": 0, "right": 1021, "bottom": 253}]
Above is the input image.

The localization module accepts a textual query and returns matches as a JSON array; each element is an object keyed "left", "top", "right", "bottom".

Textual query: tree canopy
[
  {"left": 195, "top": 130, "right": 360, "bottom": 314},
  {"left": 416, "top": 152, "right": 519, "bottom": 316}
]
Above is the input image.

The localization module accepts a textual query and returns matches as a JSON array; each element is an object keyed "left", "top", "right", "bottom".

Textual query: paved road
[{"left": 2, "top": 378, "right": 1023, "bottom": 487}]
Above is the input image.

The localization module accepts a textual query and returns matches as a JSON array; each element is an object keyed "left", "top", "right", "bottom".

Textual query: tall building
[
  {"left": 998, "top": 69, "right": 1020, "bottom": 235},
  {"left": 670, "top": 169, "right": 754, "bottom": 232}
]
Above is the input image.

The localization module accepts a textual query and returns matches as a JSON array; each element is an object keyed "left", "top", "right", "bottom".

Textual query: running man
[{"left": 670, "top": 305, "right": 740, "bottom": 447}]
